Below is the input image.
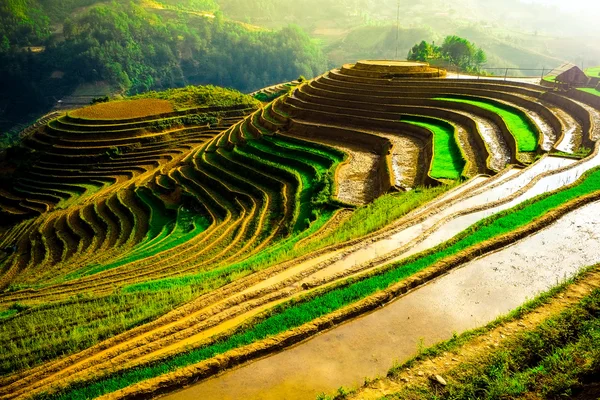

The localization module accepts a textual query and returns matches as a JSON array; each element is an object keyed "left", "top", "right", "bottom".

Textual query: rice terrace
[{"left": 3, "top": 52, "right": 600, "bottom": 400}]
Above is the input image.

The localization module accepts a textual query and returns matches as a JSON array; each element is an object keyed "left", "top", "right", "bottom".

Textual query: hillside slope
[{"left": 1, "top": 61, "right": 600, "bottom": 399}]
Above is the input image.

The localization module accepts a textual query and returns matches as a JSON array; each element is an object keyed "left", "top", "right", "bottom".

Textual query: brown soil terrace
[{"left": 70, "top": 99, "right": 174, "bottom": 120}]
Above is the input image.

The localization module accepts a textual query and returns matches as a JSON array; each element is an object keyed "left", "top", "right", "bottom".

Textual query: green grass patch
[
  {"left": 435, "top": 96, "right": 539, "bottom": 152},
  {"left": 129, "top": 85, "right": 260, "bottom": 111},
  {"left": 400, "top": 116, "right": 465, "bottom": 180},
  {"left": 43, "top": 166, "right": 600, "bottom": 399},
  {"left": 0, "top": 309, "right": 17, "bottom": 320},
  {"left": 578, "top": 87, "right": 600, "bottom": 97},
  {"left": 585, "top": 66, "right": 600, "bottom": 78},
  {"left": 0, "top": 288, "right": 196, "bottom": 376},
  {"left": 122, "top": 209, "right": 337, "bottom": 293}
]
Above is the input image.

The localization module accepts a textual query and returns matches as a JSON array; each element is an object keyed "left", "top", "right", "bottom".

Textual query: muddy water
[
  {"left": 551, "top": 106, "right": 581, "bottom": 153},
  {"left": 163, "top": 201, "right": 600, "bottom": 400},
  {"left": 571, "top": 99, "right": 600, "bottom": 141},
  {"left": 375, "top": 132, "right": 422, "bottom": 189},
  {"left": 316, "top": 141, "right": 379, "bottom": 205},
  {"left": 303, "top": 158, "right": 576, "bottom": 282},
  {"left": 439, "top": 108, "right": 510, "bottom": 171},
  {"left": 524, "top": 109, "right": 555, "bottom": 151}
]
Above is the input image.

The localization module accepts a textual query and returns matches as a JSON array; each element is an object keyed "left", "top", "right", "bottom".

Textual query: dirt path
[
  {"left": 162, "top": 201, "right": 600, "bottom": 400},
  {"left": 448, "top": 75, "right": 542, "bottom": 85}
]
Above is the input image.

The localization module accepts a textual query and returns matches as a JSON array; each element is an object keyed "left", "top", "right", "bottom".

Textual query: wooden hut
[{"left": 555, "top": 66, "right": 590, "bottom": 86}]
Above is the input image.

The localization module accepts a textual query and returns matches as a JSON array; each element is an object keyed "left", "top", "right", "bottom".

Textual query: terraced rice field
[
  {"left": 69, "top": 99, "right": 175, "bottom": 119},
  {"left": 1, "top": 60, "right": 600, "bottom": 400}
]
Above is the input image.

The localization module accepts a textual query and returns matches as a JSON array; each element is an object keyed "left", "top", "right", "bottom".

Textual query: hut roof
[{"left": 556, "top": 66, "right": 590, "bottom": 85}]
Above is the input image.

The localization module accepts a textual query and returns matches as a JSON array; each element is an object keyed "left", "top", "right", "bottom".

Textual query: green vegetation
[
  {"left": 585, "top": 66, "right": 600, "bottom": 78},
  {"left": 0, "top": 211, "right": 338, "bottom": 375},
  {"left": 254, "top": 88, "right": 291, "bottom": 103},
  {"left": 385, "top": 285, "right": 600, "bottom": 399},
  {"left": 408, "top": 36, "right": 487, "bottom": 72},
  {"left": 553, "top": 147, "right": 592, "bottom": 159},
  {"left": 70, "top": 206, "right": 210, "bottom": 279},
  {"left": 131, "top": 85, "right": 260, "bottom": 110},
  {"left": 0, "top": 309, "right": 17, "bottom": 320},
  {"left": 304, "top": 185, "right": 454, "bottom": 252},
  {"left": 38, "top": 162, "right": 600, "bottom": 399},
  {"left": 122, "top": 185, "right": 452, "bottom": 293},
  {"left": 579, "top": 87, "right": 600, "bottom": 97},
  {"left": 243, "top": 135, "right": 340, "bottom": 232},
  {"left": 435, "top": 96, "right": 539, "bottom": 152},
  {"left": 0, "top": 288, "right": 196, "bottom": 375},
  {"left": 401, "top": 116, "right": 465, "bottom": 180}
]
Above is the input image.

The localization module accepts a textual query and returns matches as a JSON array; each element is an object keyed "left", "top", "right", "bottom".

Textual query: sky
[{"left": 524, "top": 0, "right": 600, "bottom": 12}]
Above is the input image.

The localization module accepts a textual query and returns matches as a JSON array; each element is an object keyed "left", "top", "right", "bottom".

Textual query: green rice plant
[
  {"left": 243, "top": 136, "right": 340, "bottom": 231},
  {"left": 76, "top": 208, "right": 209, "bottom": 278},
  {"left": 42, "top": 166, "right": 600, "bottom": 399},
  {"left": 0, "top": 309, "right": 17, "bottom": 320},
  {"left": 578, "top": 87, "right": 600, "bottom": 97},
  {"left": 0, "top": 288, "right": 196, "bottom": 375},
  {"left": 123, "top": 184, "right": 452, "bottom": 294},
  {"left": 122, "top": 209, "right": 336, "bottom": 293},
  {"left": 400, "top": 116, "right": 465, "bottom": 180},
  {"left": 204, "top": 150, "right": 285, "bottom": 232},
  {"left": 435, "top": 96, "right": 539, "bottom": 152},
  {"left": 585, "top": 66, "right": 600, "bottom": 78}
]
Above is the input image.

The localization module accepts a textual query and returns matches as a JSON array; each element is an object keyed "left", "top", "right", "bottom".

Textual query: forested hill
[{"left": 0, "top": 0, "right": 325, "bottom": 134}]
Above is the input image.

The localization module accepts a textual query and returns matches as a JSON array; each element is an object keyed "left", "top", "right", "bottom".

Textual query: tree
[
  {"left": 441, "top": 35, "right": 475, "bottom": 69},
  {"left": 474, "top": 48, "right": 487, "bottom": 69},
  {"left": 407, "top": 40, "right": 440, "bottom": 62},
  {"left": 0, "top": 35, "right": 9, "bottom": 53}
]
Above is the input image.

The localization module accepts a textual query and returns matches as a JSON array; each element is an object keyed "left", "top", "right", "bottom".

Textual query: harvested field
[{"left": 70, "top": 99, "right": 174, "bottom": 120}]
